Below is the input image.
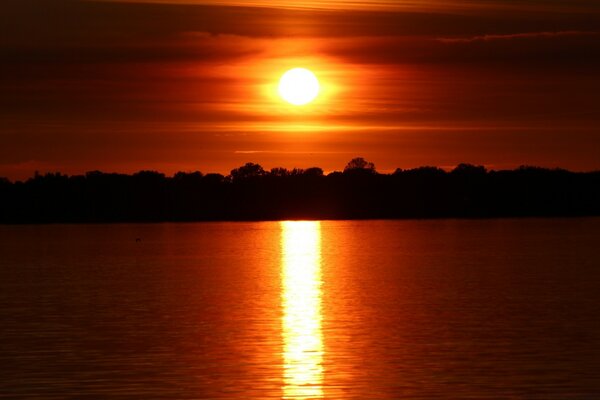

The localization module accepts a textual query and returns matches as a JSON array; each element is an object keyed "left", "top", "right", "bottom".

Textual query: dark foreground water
[{"left": 1, "top": 219, "right": 599, "bottom": 399}]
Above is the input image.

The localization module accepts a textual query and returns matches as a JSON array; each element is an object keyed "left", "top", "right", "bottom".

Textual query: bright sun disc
[{"left": 278, "top": 68, "right": 320, "bottom": 106}]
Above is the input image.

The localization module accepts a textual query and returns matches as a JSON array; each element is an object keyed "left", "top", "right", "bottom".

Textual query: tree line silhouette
[{"left": 1, "top": 158, "right": 599, "bottom": 223}]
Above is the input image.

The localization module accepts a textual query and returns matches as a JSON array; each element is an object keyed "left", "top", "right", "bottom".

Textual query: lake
[{"left": 1, "top": 219, "right": 599, "bottom": 398}]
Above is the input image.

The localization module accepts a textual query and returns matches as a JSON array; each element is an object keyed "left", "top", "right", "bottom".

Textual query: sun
[{"left": 278, "top": 68, "right": 320, "bottom": 106}]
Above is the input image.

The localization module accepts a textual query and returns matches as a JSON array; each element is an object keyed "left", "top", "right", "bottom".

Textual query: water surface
[{"left": 1, "top": 219, "right": 599, "bottom": 398}]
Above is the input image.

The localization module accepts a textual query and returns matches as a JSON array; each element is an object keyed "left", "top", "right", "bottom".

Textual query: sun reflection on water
[{"left": 281, "top": 221, "right": 324, "bottom": 399}]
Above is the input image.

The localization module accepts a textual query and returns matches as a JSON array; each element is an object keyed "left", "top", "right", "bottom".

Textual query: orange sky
[{"left": 1, "top": 0, "right": 599, "bottom": 179}]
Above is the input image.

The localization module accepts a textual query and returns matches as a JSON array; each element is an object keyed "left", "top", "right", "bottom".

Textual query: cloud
[
  {"left": 93, "top": 0, "right": 600, "bottom": 14},
  {"left": 315, "top": 32, "right": 600, "bottom": 66},
  {"left": 4, "top": 0, "right": 600, "bottom": 46},
  {"left": 437, "top": 30, "right": 599, "bottom": 43}
]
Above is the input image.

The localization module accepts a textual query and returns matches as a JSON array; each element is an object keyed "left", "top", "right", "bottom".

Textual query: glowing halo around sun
[{"left": 278, "top": 68, "right": 320, "bottom": 106}]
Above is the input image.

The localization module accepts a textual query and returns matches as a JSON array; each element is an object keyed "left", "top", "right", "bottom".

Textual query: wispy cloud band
[{"left": 438, "top": 30, "right": 599, "bottom": 43}]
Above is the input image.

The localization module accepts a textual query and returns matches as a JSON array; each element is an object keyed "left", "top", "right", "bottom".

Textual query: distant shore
[{"left": 1, "top": 161, "right": 599, "bottom": 223}]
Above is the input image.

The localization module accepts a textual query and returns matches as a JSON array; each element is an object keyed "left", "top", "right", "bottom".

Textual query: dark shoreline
[
  {"left": 2, "top": 215, "right": 599, "bottom": 226},
  {"left": 2, "top": 163, "right": 599, "bottom": 224}
]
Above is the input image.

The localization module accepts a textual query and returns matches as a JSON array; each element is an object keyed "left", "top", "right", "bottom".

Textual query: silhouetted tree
[
  {"left": 403, "top": 166, "right": 446, "bottom": 176},
  {"left": 230, "top": 163, "right": 266, "bottom": 181},
  {"left": 303, "top": 167, "right": 324, "bottom": 177},
  {"left": 270, "top": 167, "right": 289, "bottom": 177},
  {"left": 173, "top": 171, "right": 203, "bottom": 181},
  {"left": 344, "top": 157, "right": 376, "bottom": 173},
  {"left": 452, "top": 163, "right": 486, "bottom": 176},
  {"left": 203, "top": 173, "right": 226, "bottom": 184}
]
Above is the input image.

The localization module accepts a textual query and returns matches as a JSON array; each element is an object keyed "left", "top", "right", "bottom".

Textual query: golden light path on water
[{"left": 281, "top": 221, "right": 324, "bottom": 399}]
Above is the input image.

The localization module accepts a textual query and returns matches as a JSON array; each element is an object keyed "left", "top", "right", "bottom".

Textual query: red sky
[{"left": 1, "top": 0, "right": 599, "bottom": 179}]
